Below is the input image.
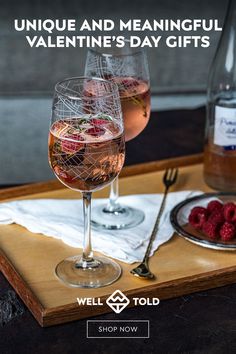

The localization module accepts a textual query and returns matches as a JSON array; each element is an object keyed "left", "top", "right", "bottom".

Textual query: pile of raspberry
[{"left": 188, "top": 200, "right": 236, "bottom": 241}]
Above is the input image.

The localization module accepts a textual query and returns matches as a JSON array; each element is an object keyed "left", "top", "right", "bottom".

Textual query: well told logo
[{"left": 77, "top": 289, "right": 159, "bottom": 314}]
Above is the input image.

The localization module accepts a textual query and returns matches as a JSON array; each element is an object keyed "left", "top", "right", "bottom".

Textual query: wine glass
[
  {"left": 48, "top": 77, "right": 125, "bottom": 288},
  {"left": 85, "top": 41, "right": 151, "bottom": 230}
]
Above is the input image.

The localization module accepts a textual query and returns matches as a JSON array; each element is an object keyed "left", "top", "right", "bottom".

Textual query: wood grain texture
[{"left": 2, "top": 154, "right": 236, "bottom": 327}]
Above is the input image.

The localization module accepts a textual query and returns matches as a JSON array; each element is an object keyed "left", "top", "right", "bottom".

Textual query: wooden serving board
[{"left": 1, "top": 154, "right": 236, "bottom": 327}]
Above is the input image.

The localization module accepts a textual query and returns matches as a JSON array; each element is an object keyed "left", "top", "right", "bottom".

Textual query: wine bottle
[{"left": 203, "top": 0, "right": 236, "bottom": 191}]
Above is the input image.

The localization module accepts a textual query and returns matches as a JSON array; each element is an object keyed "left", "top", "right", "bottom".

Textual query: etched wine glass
[
  {"left": 48, "top": 77, "right": 125, "bottom": 288},
  {"left": 85, "top": 41, "right": 151, "bottom": 229}
]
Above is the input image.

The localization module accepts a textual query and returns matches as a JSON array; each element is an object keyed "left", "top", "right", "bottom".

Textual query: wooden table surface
[{"left": 5, "top": 155, "right": 236, "bottom": 328}]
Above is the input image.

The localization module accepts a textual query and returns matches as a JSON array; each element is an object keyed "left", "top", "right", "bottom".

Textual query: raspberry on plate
[
  {"left": 202, "top": 221, "right": 219, "bottom": 240},
  {"left": 188, "top": 206, "right": 208, "bottom": 229},
  {"left": 208, "top": 210, "right": 224, "bottom": 225},
  {"left": 220, "top": 222, "right": 236, "bottom": 241},
  {"left": 223, "top": 202, "right": 236, "bottom": 222},
  {"left": 207, "top": 200, "right": 223, "bottom": 213}
]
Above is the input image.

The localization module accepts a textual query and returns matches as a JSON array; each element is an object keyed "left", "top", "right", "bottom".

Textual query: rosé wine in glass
[
  {"left": 49, "top": 117, "right": 125, "bottom": 191},
  {"left": 48, "top": 77, "right": 125, "bottom": 288},
  {"left": 115, "top": 77, "right": 151, "bottom": 142},
  {"left": 85, "top": 42, "right": 150, "bottom": 230}
]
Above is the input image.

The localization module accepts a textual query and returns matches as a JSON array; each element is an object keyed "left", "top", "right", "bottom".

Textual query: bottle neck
[
  {"left": 225, "top": 0, "right": 236, "bottom": 26},
  {"left": 209, "top": 0, "right": 236, "bottom": 80}
]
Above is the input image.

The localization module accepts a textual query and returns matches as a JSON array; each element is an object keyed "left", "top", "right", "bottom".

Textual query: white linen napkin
[{"left": 0, "top": 191, "right": 202, "bottom": 264}]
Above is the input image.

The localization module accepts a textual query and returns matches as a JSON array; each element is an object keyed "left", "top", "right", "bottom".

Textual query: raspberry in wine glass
[{"left": 49, "top": 116, "right": 125, "bottom": 191}]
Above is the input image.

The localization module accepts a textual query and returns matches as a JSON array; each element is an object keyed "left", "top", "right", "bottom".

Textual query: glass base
[
  {"left": 91, "top": 204, "right": 145, "bottom": 230},
  {"left": 55, "top": 255, "right": 121, "bottom": 288}
]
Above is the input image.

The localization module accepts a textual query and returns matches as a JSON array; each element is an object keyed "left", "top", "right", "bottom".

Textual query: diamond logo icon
[{"left": 106, "top": 290, "right": 130, "bottom": 314}]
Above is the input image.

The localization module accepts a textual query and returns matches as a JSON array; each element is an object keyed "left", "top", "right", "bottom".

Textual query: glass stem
[
  {"left": 109, "top": 176, "right": 119, "bottom": 207},
  {"left": 82, "top": 192, "right": 93, "bottom": 263},
  {"left": 104, "top": 176, "right": 123, "bottom": 213}
]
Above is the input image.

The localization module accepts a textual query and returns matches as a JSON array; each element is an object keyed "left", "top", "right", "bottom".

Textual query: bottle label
[{"left": 214, "top": 106, "right": 236, "bottom": 149}]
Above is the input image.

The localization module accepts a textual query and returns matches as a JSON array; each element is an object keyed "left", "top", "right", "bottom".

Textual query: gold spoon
[{"left": 130, "top": 168, "right": 178, "bottom": 279}]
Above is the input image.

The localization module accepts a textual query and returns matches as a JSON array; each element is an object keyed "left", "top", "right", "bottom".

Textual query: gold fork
[{"left": 130, "top": 168, "right": 178, "bottom": 279}]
